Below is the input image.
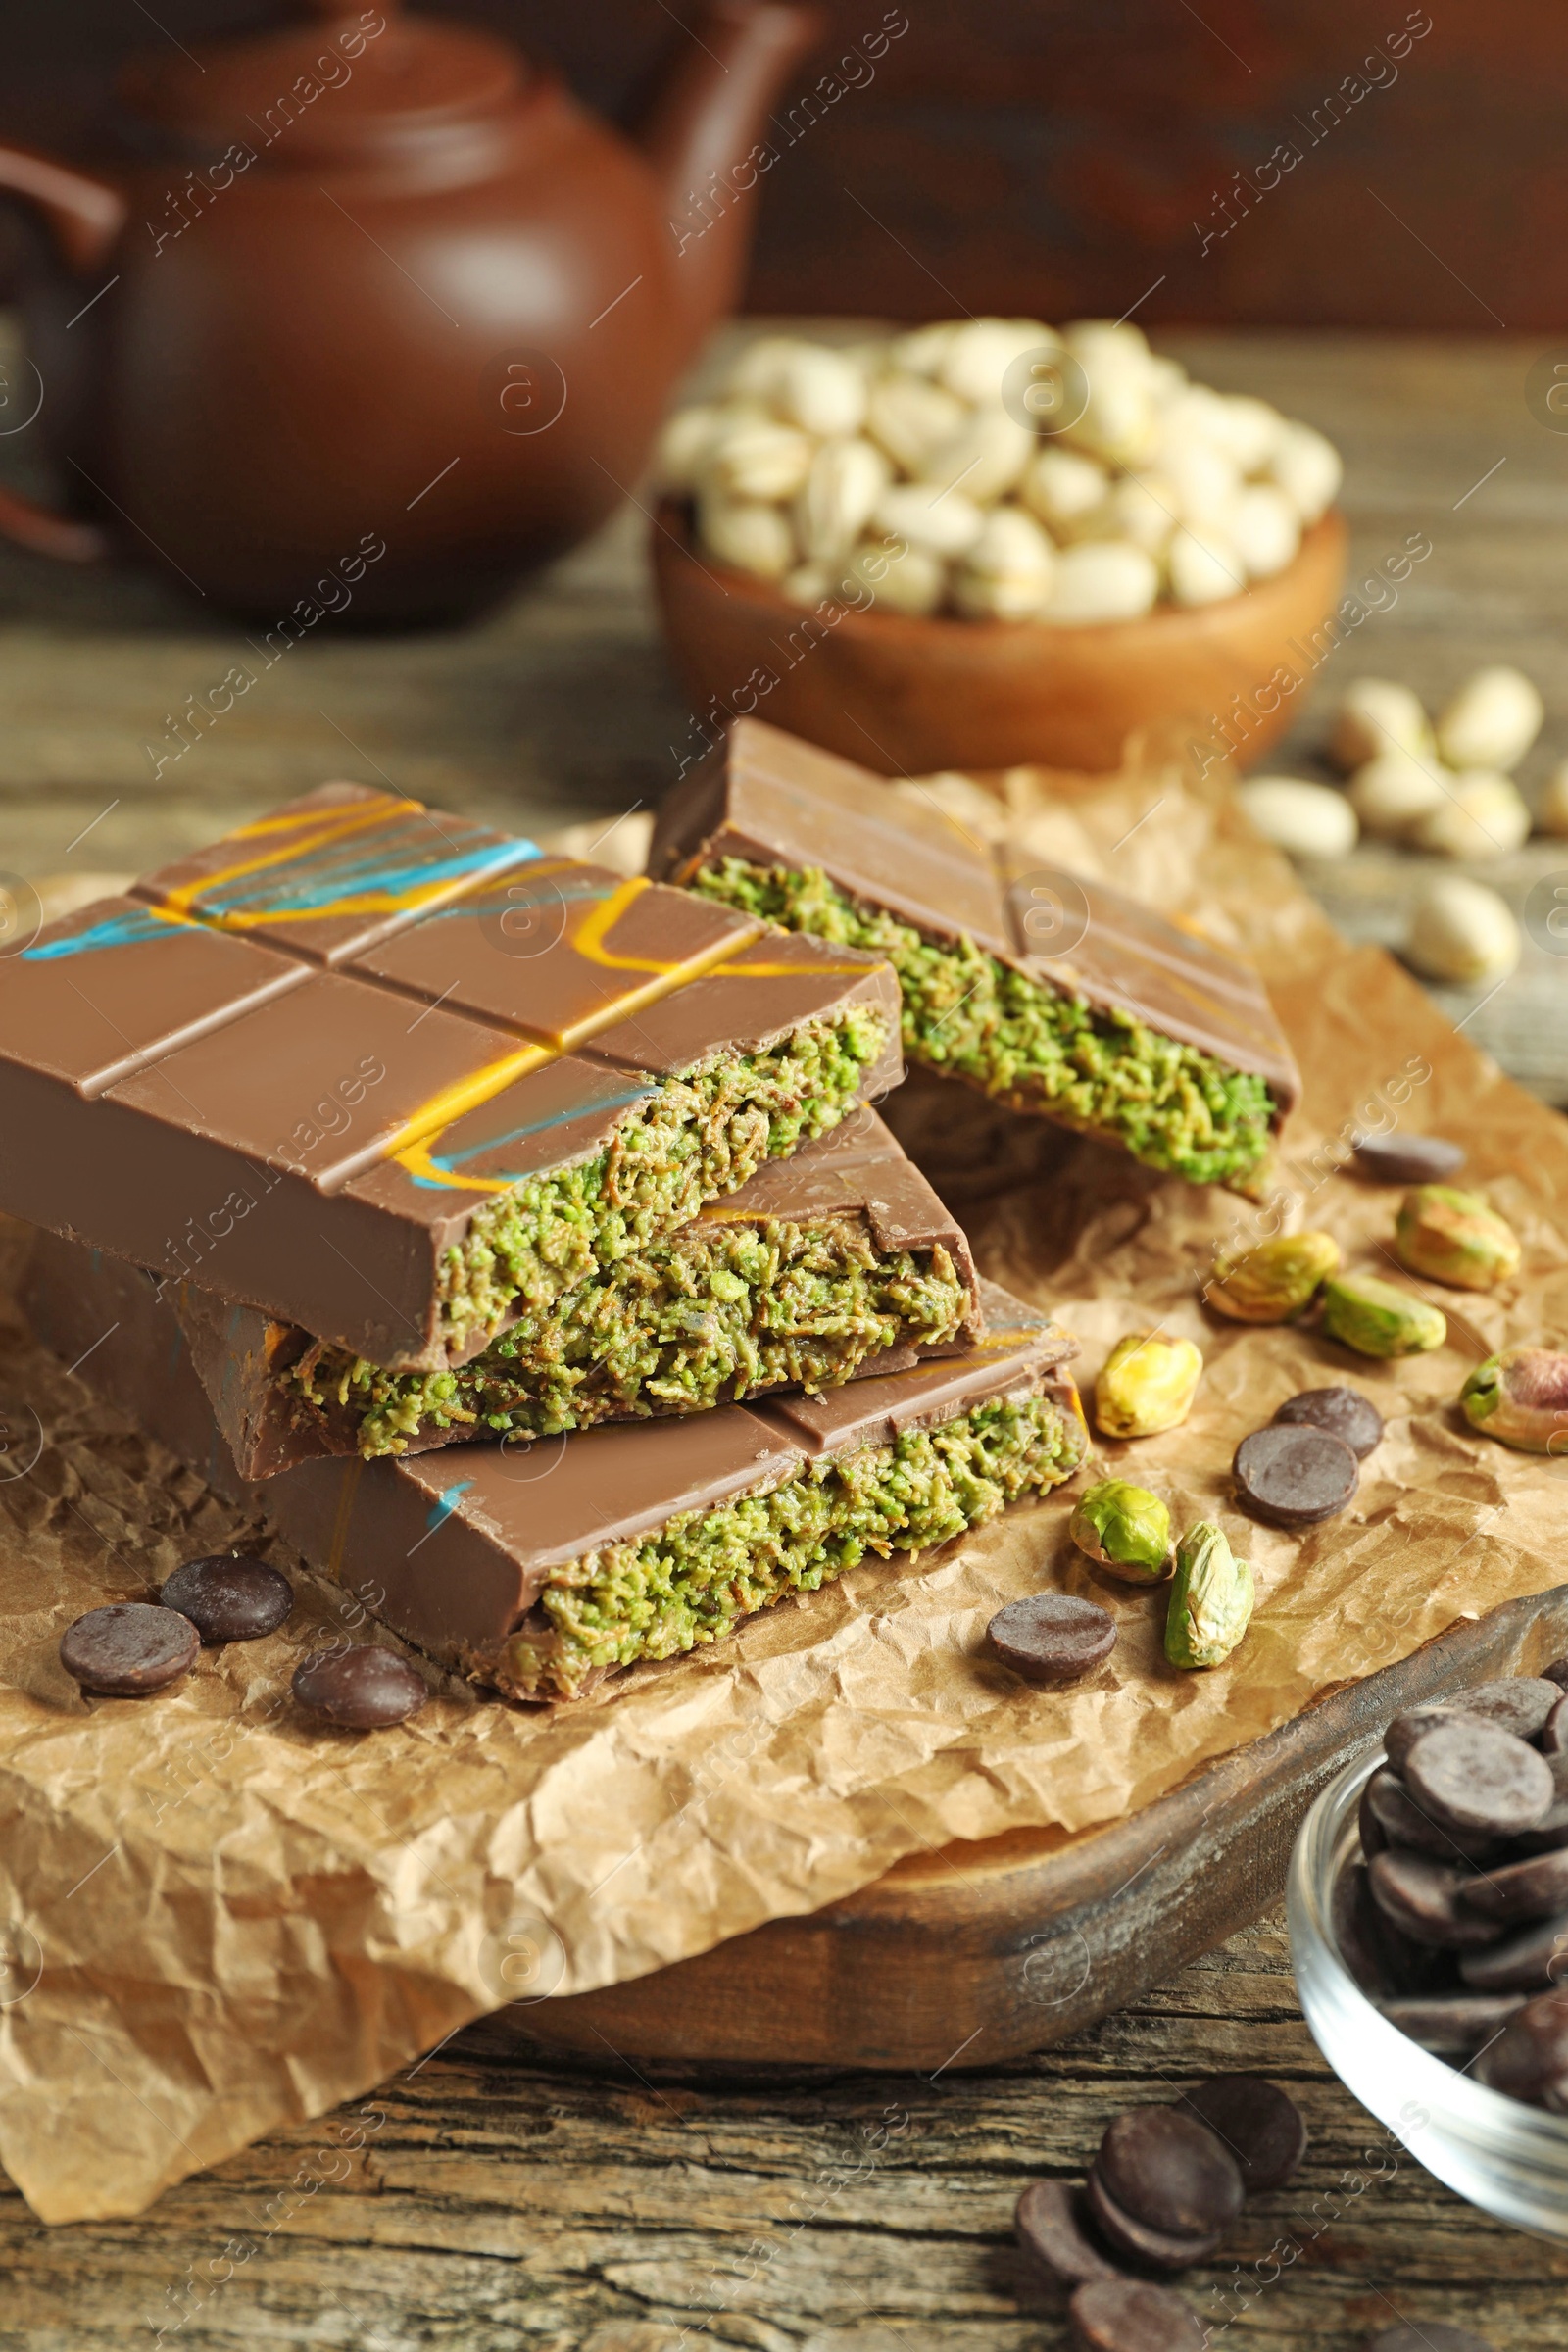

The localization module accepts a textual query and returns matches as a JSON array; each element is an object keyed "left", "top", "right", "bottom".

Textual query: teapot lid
[{"left": 120, "top": 2, "right": 526, "bottom": 157}]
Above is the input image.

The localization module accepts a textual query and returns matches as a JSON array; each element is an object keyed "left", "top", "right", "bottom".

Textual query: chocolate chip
[
  {"left": 1334, "top": 1860, "right": 1453, "bottom": 1996},
  {"left": 1459, "top": 1908, "right": 1568, "bottom": 1993},
  {"left": 1069, "top": 2278, "right": 1206, "bottom": 2352},
  {"left": 1094, "top": 2106, "right": 1244, "bottom": 2240},
  {"left": 1385, "top": 1705, "right": 1481, "bottom": 1775},
  {"left": 1367, "top": 1850, "right": 1500, "bottom": 1950},
  {"left": 989, "top": 1592, "right": 1117, "bottom": 1687},
  {"left": 1365, "top": 2328, "right": 1495, "bottom": 2352},
  {"left": 1174, "top": 2075, "right": 1307, "bottom": 2193},
  {"left": 1352, "top": 1134, "right": 1464, "bottom": 1186},
  {"left": 1274, "top": 1385, "right": 1384, "bottom": 1458},
  {"left": 1442, "top": 1677, "right": 1563, "bottom": 1743},
  {"left": 1543, "top": 1694, "right": 1568, "bottom": 1756},
  {"left": 1014, "top": 2180, "right": 1122, "bottom": 2289},
  {"left": 160, "top": 1554, "right": 293, "bottom": 1645},
  {"left": 1459, "top": 1844, "right": 1568, "bottom": 1925},
  {"left": 1365, "top": 1766, "right": 1501, "bottom": 1865},
  {"left": 1471, "top": 1989, "right": 1568, "bottom": 2108},
  {"left": 292, "top": 1645, "right": 428, "bottom": 1728},
  {"left": 1404, "top": 1721, "right": 1555, "bottom": 1839},
  {"left": 1083, "top": 2167, "right": 1220, "bottom": 2271},
  {"left": 1381, "top": 1994, "right": 1526, "bottom": 2056},
  {"left": 60, "top": 1602, "right": 200, "bottom": 1697},
  {"left": 1358, "top": 1772, "right": 1389, "bottom": 1859},
  {"left": 1510, "top": 1753, "right": 1568, "bottom": 1854},
  {"left": 1232, "top": 1423, "right": 1358, "bottom": 1529}
]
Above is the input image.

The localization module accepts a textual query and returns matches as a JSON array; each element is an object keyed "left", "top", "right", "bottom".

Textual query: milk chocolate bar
[
  {"left": 651, "top": 718, "right": 1300, "bottom": 1187},
  {"left": 265, "top": 1276, "right": 1086, "bottom": 1701},
  {"left": 24, "top": 1234, "right": 1084, "bottom": 1705},
  {"left": 0, "top": 781, "right": 902, "bottom": 1372},
  {"left": 170, "top": 1107, "right": 984, "bottom": 1473}
]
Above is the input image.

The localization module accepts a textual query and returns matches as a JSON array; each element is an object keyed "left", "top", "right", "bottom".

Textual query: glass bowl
[{"left": 1287, "top": 1747, "right": 1568, "bottom": 2240}]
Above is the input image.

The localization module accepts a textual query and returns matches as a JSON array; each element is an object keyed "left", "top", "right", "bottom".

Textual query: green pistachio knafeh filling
[
  {"left": 689, "top": 862, "right": 1274, "bottom": 1186},
  {"left": 286, "top": 1215, "right": 968, "bottom": 1456},
  {"left": 500, "top": 1388, "right": 1086, "bottom": 1701},
  {"left": 434, "top": 1005, "right": 888, "bottom": 1352}
]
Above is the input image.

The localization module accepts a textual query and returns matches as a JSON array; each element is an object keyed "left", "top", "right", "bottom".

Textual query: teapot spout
[{"left": 633, "top": 0, "right": 824, "bottom": 337}]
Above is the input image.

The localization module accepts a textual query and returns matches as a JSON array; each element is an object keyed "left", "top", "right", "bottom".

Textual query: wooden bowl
[{"left": 652, "top": 500, "right": 1348, "bottom": 776}]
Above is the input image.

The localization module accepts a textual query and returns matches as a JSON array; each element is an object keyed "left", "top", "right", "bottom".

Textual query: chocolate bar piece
[
  {"left": 20, "top": 1231, "right": 260, "bottom": 1507},
  {"left": 0, "top": 781, "right": 901, "bottom": 1372},
  {"left": 651, "top": 718, "right": 1299, "bottom": 1186},
  {"left": 172, "top": 1107, "right": 985, "bottom": 1472},
  {"left": 266, "top": 1277, "right": 1086, "bottom": 1701},
  {"left": 26, "top": 1236, "right": 1085, "bottom": 1705}
]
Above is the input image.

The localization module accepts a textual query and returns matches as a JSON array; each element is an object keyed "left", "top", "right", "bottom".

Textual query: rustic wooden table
[{"left": 3, "top": 331, "right": 1567, "bottom": 2343}]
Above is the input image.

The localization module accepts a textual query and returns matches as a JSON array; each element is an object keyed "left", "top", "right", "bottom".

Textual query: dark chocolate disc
[
  {"left": 1404, "top": 1721, "right": 1554, "bottom": 1838},
  {"left": 1094, "top": 2105, "right": 1244, "bottom": 2239},
  {"left": 1442, "top": 1677, "right": 1562, "bottom": 1743},
  {"left": 161, "top": 1554, "right": 293, "bottom": 1645},
  {"left": 1233, "top": 1423, "right": 1358, "bottom": 1529},
  {"left": 1461, "top": 1844, "right": 1568, "bottom": 1925},
  {"left": 1365, "top": 1765, "right": 1500, "bottom": 1864},
  {"left": 1382, "top": 1994, "right": 1526, "bottom": 2056},
  {"left": 1544, "top": 1694, "right": 1568, "bottom": 1756},
  {"left": 1273, "top": 1386, "right": 1384, "bottom": 1458},
  {"left": 1367, "top": 1850, "right": 1500, "bottom": 1950},
  {"left": 1013, "top": 2180, "right": 1121, "bottom": 2288},
  {"left": 60, "top": 1602, "right": 200, "bottom": 1696},
  {"left": 1459, "top": 1908, "right": 1568, "bottom": 1993},
  {"left": 292, "top": 1645, "right": 428, "bottom": 1728},
  {"left": 1512, "top": 1754, "right": 1568, "bottom": 1854},
  {"left": 1384, "top": 1704, "right": 1479, "bottom": 1775},
  {"left": 1544, "top": 1657, "right": 1568, "bottom": 1691},
  {"left": 1069, "top": 2278, "right": 1207, "bottom": 2352},
  {"left": 989, "top": 1592, "right": 1116, "bottom": 1687},
  {"left": 1083, "top": 2167, "right": 1221, "bottom": 2271},
  {"left": 1352, "top": 1134, "right": 1464, "bottom": 1186},
  {"left": 1471, "top": 1989, "right": 1568, "bottom": 2107},
  {"left": 1175, "top": 2075, "right": 1307, "bottom": 2192}
]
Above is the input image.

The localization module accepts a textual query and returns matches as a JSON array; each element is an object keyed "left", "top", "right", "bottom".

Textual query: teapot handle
[{"left": 0, "top": 144, "right": 127, "bottom": 564}]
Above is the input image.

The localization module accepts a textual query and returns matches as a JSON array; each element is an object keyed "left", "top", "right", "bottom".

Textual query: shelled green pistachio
[
  {"left": 1206, "top": 1231, "right": 1341, "bottom": 1323},
  {"left": 1095, "top": 1333, "right": 1203, "bottom": 1439},
  {"left": 1069, "top": 1480, "right": 1173, "bottom": 1583},
  {"left": 1321, "top": 1272, "right": 1446, "bottom": 1358}
]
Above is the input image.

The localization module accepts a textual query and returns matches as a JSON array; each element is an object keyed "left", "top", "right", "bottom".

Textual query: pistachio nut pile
[{"left": 659, "top": 318, "right": 1342, "bottom": 623}]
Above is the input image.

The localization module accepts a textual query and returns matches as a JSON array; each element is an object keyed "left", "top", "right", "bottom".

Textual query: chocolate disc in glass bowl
[
  {"left": 1233, "top": 1424, "right": 1359, "bottom": 1529},
  {"left": 1273, "top": 1386, "right": 1384, "bottom": 1459},
  {"left": 1403, "top": 1720, "right": 1555, "bottom": 1839}
]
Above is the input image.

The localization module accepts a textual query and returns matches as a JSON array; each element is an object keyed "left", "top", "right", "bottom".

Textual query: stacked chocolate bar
[
  {"left": 8, "top": 780, "right": 1087, "bottom": 1701},
  {"left": 653, "top": 718, "right": 1300, "bottom": 1188}
]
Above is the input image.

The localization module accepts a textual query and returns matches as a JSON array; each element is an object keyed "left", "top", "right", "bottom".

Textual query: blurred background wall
[{"left": 5, "top": 0, "right": 1562, "bottom": 331}]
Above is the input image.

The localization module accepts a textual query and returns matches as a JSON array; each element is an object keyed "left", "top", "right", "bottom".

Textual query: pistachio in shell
[
  {"left": 1095, "top": 1332, "right": 1203, "bottom": 1439},
  {"left": 1206, "top": 1231, "right": 1342, "bottom": 1323},
  {"left": 1395, "top": 1185, "right": 1521, "bottom": 1292},
  {"left": 1321, "top": 1272, "right": 1446, "bottom": 1359},
  {"left": 1070, "top": 1480, "right": 1173, "bottom": 1583},
  {"left": 1165, "top": 1521, "right": 1254, "bottom": 1671},
  {"left": 1460, "top": 1347, "right": 1568, "bottom": 1453}
]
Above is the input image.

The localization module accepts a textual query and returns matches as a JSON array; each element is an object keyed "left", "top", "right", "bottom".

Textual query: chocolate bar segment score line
[
  {"left": 172, "top": 1107, "right": 991, "bottom": 1475},
  {"left": 650, "top": 717, "right": 1301, "bottom": 1185},
  {"left": 0, "top": 782, "right": 904, "bottom": 1371}
]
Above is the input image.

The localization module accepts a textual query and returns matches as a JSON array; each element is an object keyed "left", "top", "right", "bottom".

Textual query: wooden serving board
[{"left": 519, "top": 1585, "right": 1568, "bottom": 2071}]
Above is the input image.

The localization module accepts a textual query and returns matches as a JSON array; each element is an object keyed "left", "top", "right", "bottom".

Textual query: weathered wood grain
[{"left": 1, "top": 1912, "right": 1564, "bottom": 2350}]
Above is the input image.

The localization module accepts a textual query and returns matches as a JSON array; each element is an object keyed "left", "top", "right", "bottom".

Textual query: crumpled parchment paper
[{"left": 3, "top": 743, "right": 1566, "bottom": 2223}]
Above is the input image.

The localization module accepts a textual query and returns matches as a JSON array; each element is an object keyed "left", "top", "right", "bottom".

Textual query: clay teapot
[{"left": 0, "top": 0, "right": 821, "bottom": 622}]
